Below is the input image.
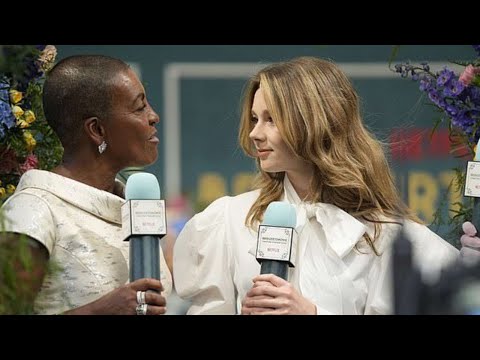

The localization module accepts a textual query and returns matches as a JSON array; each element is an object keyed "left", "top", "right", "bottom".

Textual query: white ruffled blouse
[
  {"left": 1, "top": 169, "right": 172, "bottom": 314},
  {"left": 173, "top": 175, "right": 458, "bottom": 315}
]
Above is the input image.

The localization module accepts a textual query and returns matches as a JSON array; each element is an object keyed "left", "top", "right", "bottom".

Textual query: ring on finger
[
  {"left": 136, "top": 290, "right": 146, "bottom": 305},
  {"left": 135, "top": 303, "right": 148, "bottom": 315}
]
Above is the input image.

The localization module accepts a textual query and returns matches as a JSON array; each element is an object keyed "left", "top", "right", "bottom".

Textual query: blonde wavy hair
[{"left": 238, "top": 56, "right": 420, "bottom": 254}]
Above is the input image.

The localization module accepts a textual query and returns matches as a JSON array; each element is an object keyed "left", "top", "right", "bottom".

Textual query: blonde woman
[{"left": 173, "top": 56, "right": 458, "bottom": 315}]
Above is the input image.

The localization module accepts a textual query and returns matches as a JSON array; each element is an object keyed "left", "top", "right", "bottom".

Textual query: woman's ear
[{"left": 84, "top": 117, "right": 105, "bottom": 146}]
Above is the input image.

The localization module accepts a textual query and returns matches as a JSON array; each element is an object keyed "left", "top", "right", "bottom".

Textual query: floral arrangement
[
  {"left": 393, "top": 45, "right": 480, "bottom": 155},
  {"left": 0, "top": 45, "right": 63, "bottom": 203},
  {"left": 393, "top": 45, "right": 480, "bottom": 240}
]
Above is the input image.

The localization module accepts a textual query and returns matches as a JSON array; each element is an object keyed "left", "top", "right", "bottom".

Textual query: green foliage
[
  {"left": 0, "top": 233, "right": 36, "bottom": 315},
  {"left": 388, "top": 45, "right": 401, "bottom": 69},
  {"left": 0, "top": 209, "right": 61, "bottom": 314}
]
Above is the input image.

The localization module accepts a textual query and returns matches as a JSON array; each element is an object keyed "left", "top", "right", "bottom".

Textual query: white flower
[{"left": 37, "top": 45, "right": 57, "bottom": 72}]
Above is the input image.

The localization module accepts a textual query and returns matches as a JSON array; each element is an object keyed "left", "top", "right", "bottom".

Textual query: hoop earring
[{"left": 98, "top": 141, "right": 107, "bottom": 154}]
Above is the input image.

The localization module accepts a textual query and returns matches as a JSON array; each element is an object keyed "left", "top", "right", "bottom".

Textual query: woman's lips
[
  {"left": 257, "top": 149, "right": 272, "bottom": 159},
  {"left": 148, "top": 136, "right": 159, "bottom": 143}
]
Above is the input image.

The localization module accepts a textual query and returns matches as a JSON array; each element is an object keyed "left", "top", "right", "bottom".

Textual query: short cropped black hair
[{"left": 42, "top": 55, "right": 130, "bottom": 149}]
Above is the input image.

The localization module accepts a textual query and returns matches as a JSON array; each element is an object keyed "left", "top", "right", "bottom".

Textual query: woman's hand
[
  {"left": 65, "top": 278, "right": 167, "bottom": 315},
  {"left": 241, "top": 274, "right": 316, "bottom": 315},
  {"left": 460, "top": 222, "right": 480, "bottom": 266}
]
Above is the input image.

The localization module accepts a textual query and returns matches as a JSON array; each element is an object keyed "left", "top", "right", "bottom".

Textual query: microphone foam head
[
  {"left": 125, "top": 172, "right": 161, "bottom": 200},
  {"left": 262, "top": 201, "right": 296, "bottom": 227}
]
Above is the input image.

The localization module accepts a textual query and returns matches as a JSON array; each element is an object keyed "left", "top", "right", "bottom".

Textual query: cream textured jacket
[{"left": 2, "top": 170, "right": 172, "bottom": 314}]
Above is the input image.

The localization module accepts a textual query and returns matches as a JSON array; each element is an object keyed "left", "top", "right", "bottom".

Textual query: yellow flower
[
  {"left": 12, "top": 105, "right": 24, "bottom": 120},
  {"left": 9, "top": 89, "right": 23, "bottom": 104},
  {"left": 6, "top": 184, "right": 15, "bottom": 194},
  {"left": 23, "top": 131, "right": 36, "bottom": 151},
  {"left": 16, "top": 119, "right": 30, "bottom": 128},
  {"left": 24, "top": 110, "right": 36, "bottom": 124},
  {"left": 0, "top": 188, "right": 5, "bottom": 198}
]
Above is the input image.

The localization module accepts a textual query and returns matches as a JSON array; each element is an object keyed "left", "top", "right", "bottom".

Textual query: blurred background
[{"left": 56, "top": 45, "right": 474, "bottom": 239}]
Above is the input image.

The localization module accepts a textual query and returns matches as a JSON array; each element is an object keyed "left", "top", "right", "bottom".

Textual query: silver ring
[
  {"left": 136, "top": 290, "right": 146, "bottom": 305},
  {"left": 135, "top": 303, "right": 148, "bottom": 315}
]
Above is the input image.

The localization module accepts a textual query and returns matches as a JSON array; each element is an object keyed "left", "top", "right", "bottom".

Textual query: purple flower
[
  {"left": 396, "top": 56, "right": 480, "bottom": 146},
  {"left": 419, "top": 77, "right": 434, "bottom": 91},
  {"left": 0, "top": 86, "right": 16, "bottom": 140},
  {"left": 444, "top": 79, "right": 465, "bottom": 97},
  {"left": 473, "top": 45, "right": 480, "bottom": 57},
  {"left": 428, "top": 89, "right": 447, "bottom": 108},
  {"left": 446, "top": 104, "right": 460, "bottom": 117},
  {"left": 469, "top": 86, "right": 480, "bottom": 103},
  {"left": 437, "top": 68, "right": 455, "bottom": 87}
]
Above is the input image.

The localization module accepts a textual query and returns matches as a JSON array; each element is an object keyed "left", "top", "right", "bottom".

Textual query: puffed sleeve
[
  {"left": 1, "top": 192, "right": 55, "bottom": 254},
  {"left": 173, "top": 197, "right": 236, "bottom": 314},
  {"left": 364, "top": 247, "right": 393, "bottom": 315},
  {"left": 405, "top": 221, "right": 459, "bottom": 284}
]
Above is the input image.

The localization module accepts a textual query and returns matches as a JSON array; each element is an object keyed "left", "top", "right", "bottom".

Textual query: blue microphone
[
  {"left": 256, "top": 201, "right": 297, "bottom": 280},
  {"left": 123, "top": 173, "right": 167, "bottom": 285}
]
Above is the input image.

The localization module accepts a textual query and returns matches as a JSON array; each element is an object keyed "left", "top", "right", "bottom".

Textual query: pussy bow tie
[{"left": 293, "top": 202, "right": 367, "bottom": 259}]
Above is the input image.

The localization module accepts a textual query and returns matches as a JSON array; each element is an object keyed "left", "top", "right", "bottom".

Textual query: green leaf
[{"left": 388, "top": 45, "right": 401, "bottom": 70}]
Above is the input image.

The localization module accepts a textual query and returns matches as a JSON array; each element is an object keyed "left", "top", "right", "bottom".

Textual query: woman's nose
[
  {"left": 249, "top": 123, "right": 264, "bottom": 141},
  {"left": 149, "top": 108, "right": 160, "bottom": 125}
]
